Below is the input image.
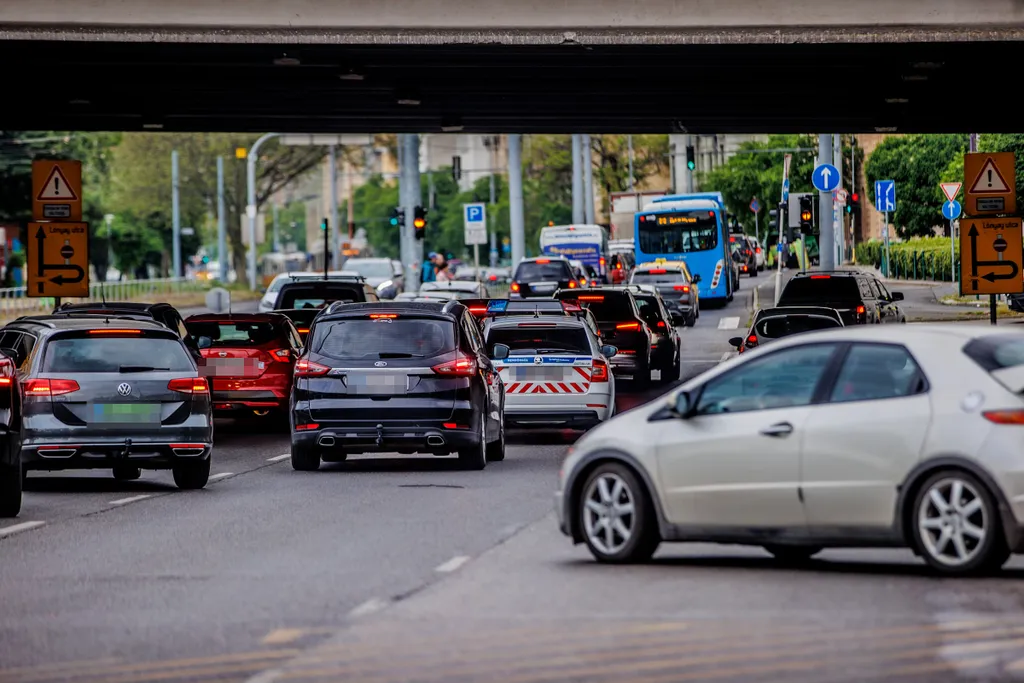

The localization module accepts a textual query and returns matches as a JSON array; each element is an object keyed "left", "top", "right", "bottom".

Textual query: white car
[
  {"left": 749, "top": 236, "right": 766, "bottom": 270},
  {"left": 258, "top": 271, "right": 361, "bottom": 312},
  {"left": 486, "top": 313, "right": 616, "bottom": 430},
  {"left": 419, "top": 280, "right": 489, "bottom": 300},
  {"left": 557, "top": 325, "right": 1024, "bottom": 575}
]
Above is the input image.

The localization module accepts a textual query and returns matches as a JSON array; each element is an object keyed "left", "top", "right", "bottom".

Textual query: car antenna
[{"left": 100, "top": 281, "right": 107, "bottom": 306}]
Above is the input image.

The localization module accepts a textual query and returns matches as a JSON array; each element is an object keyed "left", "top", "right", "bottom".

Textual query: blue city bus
[{"left": 633, "top": 193, "right": 735, "bottom": 304}]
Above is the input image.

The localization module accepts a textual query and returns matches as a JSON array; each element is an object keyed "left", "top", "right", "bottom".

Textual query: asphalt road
[{"left": 11, "top": 270, "right": 1023, "bottom": 683}]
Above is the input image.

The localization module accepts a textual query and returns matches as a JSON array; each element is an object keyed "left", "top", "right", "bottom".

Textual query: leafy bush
[{"left": 856, "top": 237, "right": 959, "bottom": 281}]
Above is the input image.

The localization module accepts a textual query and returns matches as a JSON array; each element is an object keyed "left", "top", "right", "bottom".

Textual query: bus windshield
[{"left": 637, "top": 211, "right": 719, "bottom": 254}]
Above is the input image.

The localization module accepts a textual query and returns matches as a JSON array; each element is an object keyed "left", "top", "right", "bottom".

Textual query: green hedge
[{"left": 855, "top": 237, "right": 959, "bottom": 281}]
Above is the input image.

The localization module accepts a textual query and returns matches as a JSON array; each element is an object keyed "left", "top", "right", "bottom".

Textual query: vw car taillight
[
  {"left": 24, "top": 379, "right": 80, "bottom": 397},
  {"left": 591, "top": 359, "right": 610, "bottom": 382},
  {"left": 432, "top": 353, "right": 477, "bottom": 377},
  {"left": 294, "top": 359, "right": 330, "bottom": 376},
  {"left": 168, "top": 377, "right": 209, "bottom": 394}
]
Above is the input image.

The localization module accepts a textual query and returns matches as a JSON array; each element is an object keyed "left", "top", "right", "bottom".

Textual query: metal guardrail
[{"left": 0, "top": 278, "right": 206, "bottom": 317}]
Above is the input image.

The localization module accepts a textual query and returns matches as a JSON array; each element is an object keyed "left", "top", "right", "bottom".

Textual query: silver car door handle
[{"left": 760, "top": 422, "right": 794, "bottom": 437}]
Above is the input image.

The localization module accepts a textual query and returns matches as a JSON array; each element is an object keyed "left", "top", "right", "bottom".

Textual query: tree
[
  {"left": 109, "top": 133, "right": 328, "bottom": 283},
  {"left": 865, "top": 134, "right": 968, "bottom": 239}
]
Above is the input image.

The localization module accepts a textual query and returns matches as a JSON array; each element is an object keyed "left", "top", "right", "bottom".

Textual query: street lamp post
[{"left": 246, "top": 133, "right": 281, "bottom": 291}]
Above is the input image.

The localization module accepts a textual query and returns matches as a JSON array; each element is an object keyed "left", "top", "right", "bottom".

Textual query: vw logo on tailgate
[{"left": 117, "top": 383, "right": 132, "bottom": 397}]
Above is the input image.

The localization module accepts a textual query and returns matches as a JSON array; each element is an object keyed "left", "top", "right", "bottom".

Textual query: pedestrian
[
  {"left": 435, "top": 254, "right": 453, "bottom": 282},
  {"left": 422, "top": 252, "right": 438, "bottom": 283}
]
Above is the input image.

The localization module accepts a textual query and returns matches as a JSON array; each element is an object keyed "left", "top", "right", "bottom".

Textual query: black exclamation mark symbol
[
  {"left": 54, "top": 175, "right": 59, "bottom": 196},
  {"left": 988, "top": 169, "right": 993, "bottom": 188}
]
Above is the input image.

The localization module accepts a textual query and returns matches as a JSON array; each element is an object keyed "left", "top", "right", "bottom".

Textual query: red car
[{"left": 185, "top": 313, "right": 302, "bottom": 423}]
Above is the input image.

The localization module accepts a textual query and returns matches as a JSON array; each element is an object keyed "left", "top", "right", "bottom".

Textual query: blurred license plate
[
  {"left": 91, "top": 403, "right": 161, "bottom": 424},
  {"left": 203, "top": 358, "right": 264, "bottom": 376},
  {"left": 347, "top": 373, "right": 407, "bottom": 395},
  {"left": 517, "top": 367, "right": 564, "bottom": 380},
  {"left": 531, "top": 284, "right": 555, "bottom": 292}
]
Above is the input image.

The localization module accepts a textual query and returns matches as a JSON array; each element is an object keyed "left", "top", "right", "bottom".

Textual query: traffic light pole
[{"left": 818, "top": 133, "right": 835, "bottom": 271}]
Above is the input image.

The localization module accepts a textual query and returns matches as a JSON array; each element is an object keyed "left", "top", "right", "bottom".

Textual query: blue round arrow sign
[
  {"left": 812, "top": 164, "right": 840, "bottom": 193},
  {"left": 942, "top": 199, "right": 962, "bottom": 221}
]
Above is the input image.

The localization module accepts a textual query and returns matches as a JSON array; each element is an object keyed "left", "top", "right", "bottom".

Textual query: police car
[
  {"left": 629, "top": 259, "right": 700, "bottom": 326},
  {"left": 483, "top": 300, "right": 616, "bottom": 430}
]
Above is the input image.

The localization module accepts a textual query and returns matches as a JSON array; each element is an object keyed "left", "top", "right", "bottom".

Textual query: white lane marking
[
  {"left": 261, "top": 628, "right": 307, "bottom": 645},
  {"left": 0, "top": 520, "right": 46, "bottom": 538},
  {"left": 348, "top": 597, "right": 388, "bottom": 618},
  {"left": 435, "top": 555, "right": 471, "bottom": 573},
  {"left": 245, "top": 668, "right": 283, "bottom": 683},
  {"left": 209, "top": 472, "right": 234, "bottom": 481},
  {"left": 109, "top": 494, "right": 152, "bottom": 506},
  {"left": 718, "top": 316, "right": 740, "bottom": 330},
  {"left": 267, "top": 453, "right": 291, "bottom": 463}
]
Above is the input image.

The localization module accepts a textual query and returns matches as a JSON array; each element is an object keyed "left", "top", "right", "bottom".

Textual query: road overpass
[{"left": 0, "top": 0, "right": 1022, "bottom": 133}]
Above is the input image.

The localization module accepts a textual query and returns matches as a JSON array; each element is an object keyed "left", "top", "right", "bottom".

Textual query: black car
[
  {"left": 274, "top": 308, "right": 319, "bottom": 344},
  {"left": 0, "top": 352, "right": 23, "bottom": 517},
  {"left": 729, "top": 306, "right": 844, "bottom": 354},
  {"left": 623, "top": 288, "right": 681, "bottom": 383},
  {"left": 729, "top": 234, "right": 758, "bottom": 278},
  {"left": 555, "top": 288, "right": 655, "bottom": 385},
  {"left": 777, "top": 270, "right": 905, "bottom": 325},
  {"left": 629, "top": 261, "right": 700, "bottom": 326},
  {"left": 273, "top": 276, "right": 379, "bottom": 310},
  {"left": 510, "top": 257, "right": 580, "bottom": 298},
  {"left": 52, "top": 301, "right": 202, "bottom": 360},
  {"left": 8, "top": 317, "right": 214, "bottom": 490},
  {"left": 289, "top": 300, "right": 507, "bottom": 471}
]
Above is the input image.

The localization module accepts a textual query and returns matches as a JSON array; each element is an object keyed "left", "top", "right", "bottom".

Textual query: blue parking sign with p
[{"left": 466, "top": 205, "right": 484, "bottom": 222}]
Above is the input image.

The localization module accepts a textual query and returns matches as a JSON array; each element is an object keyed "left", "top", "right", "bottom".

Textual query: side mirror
[
  {"left": 691, "top": 274, "right": 702, "bottom": 284},
  {"left": 673, "top": 391, "right": 692, "bottom": 418},
  {"left": 728, "top": 336, "right": 743, "bottom": 349},
  {"left": 891, "top": 291, "right": 904, "bottom": 301},
  {"left": 600, "top": 344, "right": 618, "bottom": 358},
  {"left": 492, "top": 343, "right": 510, "bottom": 360},
  {"left": 197, "top": 336, "right": 213, "bottom": 350}
]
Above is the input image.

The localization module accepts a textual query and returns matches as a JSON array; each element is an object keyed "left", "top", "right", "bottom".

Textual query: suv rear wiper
[
  {"left": 119, "top": 365, "right": 170, "bottom": 373},
  {"left": 378, "top": 352, "right": 420, "bottom": 359}
]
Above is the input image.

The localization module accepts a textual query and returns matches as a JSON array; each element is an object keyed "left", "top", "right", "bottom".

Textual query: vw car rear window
[
  {"left": 186, "top": 321, "right": 281, "bottom": 346},
  {"left": 43, "top": 336, "right": 194, "bottom": 373},
  {"left": 487, "top": 327, "right": 590, "bottom": 355},
  {"left": 314, "top": 319, "right": 455, "bottom": 360}
]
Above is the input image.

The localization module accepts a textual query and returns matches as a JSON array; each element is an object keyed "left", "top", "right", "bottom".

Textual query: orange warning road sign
[
  {"left": 32, "top": 160, "right": 82, "bottom": 221},
  {"left": 964, "top": 152, "right": 1016, "bottom": 216},
  {"left": 26, "top": 222, "right": 90, "bottom": 298},
  {"left": 959, "top": 216, "right": 1023, "bottom": 296}
]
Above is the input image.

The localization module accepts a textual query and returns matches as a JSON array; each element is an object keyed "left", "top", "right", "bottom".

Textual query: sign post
[
  {"left": 29, "top": 160, "right": 88, "bottom": 305},
  {"left": 463, "top": 203, "right": 488, "bottom": 278},
  {"left": 749, "top": 197, "right": 760, "bottom": 243},
  {"left": 874, "top": 180, "right": 896, "bottom": 277},
  {"left": 961, "top": 152, "right": 1020, "bottom": 324}
]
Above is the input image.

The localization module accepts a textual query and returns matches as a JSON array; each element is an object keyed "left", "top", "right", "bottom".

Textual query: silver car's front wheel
[
  {"left": 579, "top": 463, "right": 659, "bottom": 563},
  {"left": 912, "top": 471, "right": 1008, "bottom": 575}
]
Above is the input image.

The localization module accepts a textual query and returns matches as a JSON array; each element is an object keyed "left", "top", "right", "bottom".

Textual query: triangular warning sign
[
  {"left": 969, "top": 158, "right": 1011, "bottom": 194},
  {"left": 35, "top": 166, "right": 78, "bottom": 201},
  {"left": 940, "top": 182, "right": 962, "bottom": 202}
]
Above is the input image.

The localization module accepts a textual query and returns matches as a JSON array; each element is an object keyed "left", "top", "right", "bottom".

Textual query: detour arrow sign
[
  {"left": 960, "top": 217, "right": 1024, "bottom": 296},
  {"left": 27, "top": 222, "right": 90, "bottom": 298}
]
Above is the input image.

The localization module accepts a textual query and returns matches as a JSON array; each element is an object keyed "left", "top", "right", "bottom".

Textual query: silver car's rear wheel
[
  {"left": 912, "top": 471, "right": 1008, "bottom": 575},
  {"left": 579, "top": 463, "right": 659, "bottom": 563}
]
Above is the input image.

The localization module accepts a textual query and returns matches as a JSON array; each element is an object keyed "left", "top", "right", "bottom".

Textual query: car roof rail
[
  {"left": 794, "top": 269, "right": 860, "bottom": 276},
  {"left": 440, "top": 299, "right": 464, "bottom": 316},
  {"left": 11, "top": 317, "right": 57, "bottom": 328}
]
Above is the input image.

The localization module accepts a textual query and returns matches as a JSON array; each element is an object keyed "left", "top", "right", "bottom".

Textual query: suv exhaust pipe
[
  {"left": 318, "top": 435, "right": 336, "bottom": 447},
  {"left": 426, "top": 435, "right": 445, "bottom": 447},
  {"left": 37, "top": 446, "right": 77, "bottom": 458}
]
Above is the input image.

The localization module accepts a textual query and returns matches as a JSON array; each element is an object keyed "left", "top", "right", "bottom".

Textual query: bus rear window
[{"left": 637, "top": 211, "right": 719, "bottom": 254}]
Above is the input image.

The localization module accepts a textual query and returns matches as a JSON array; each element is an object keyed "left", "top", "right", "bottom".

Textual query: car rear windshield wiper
[
  {"left": 119, "top": 365, "right": 170, "bottom": 373},
  {"left": 378, "top": 352, "right": 420, "bottom": 358}
]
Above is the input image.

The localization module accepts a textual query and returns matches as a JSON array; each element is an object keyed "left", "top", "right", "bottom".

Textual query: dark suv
[
  {"left": 273, "top": 276, "right": 379, "bottom": 310},
  {"left": 7, "top": 317, "right": 214, "bottom": 489},
  {"left": 0, "top": 353, "right": 23, "bottom": 517},
  {"left": 510, "top": 257, "right": 580, "bottom": 298},
  {"left": 777, "top": 271, "right": 905, "bottom": 325},
  {"left": 289, "top": 301, "right": 507, "bottom": 471},
  {"left": 556, "top": 288, "right": 655, "bottom": 385}
]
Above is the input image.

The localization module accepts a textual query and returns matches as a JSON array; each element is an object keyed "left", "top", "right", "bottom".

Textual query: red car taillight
[
  {"left": 616, "top": 322, "right": 641, "bottom": 331},
  {"left": 24, "top": 379, "right": 80, "bottom": 397},
  {"left": 983, "top": 410, "right": 1024, "bottom": 425},
  {"left": 270, "top": 349, "right": 292, "bottom": 362},
  {"left": 432, "top": 353, "right": 477, "bottom": 378},
  {"left": 168, "top": 377, "right": 209, "bottom": 394},
  {"left": 591, "top": 359, "right": 610, "bottom": 382},
  {"left": 0, "top": 358, "right": 13, "bottom": 387},
  {"left": 294, "top": 359, "right": 330, "bottom": 377},
  {"left": 510, "top": 282, "right": 520, "bottom": 292}
]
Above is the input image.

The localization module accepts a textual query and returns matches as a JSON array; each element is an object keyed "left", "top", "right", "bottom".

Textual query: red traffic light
[{"left": 851, "top": 193, "right": 860, "bottom": 203}]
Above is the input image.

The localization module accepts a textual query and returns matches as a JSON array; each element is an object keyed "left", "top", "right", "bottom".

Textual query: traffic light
[
  {"left": 686, "top": 146, "right": 695, "bottom": 171},
  {"left": 413, "top": 206, "right": 427, "bottom": 240},
  {"left": 846, "top": 192, "right": 860, "bottom": 214},
  {"left": 389, "top": 207, "right": 405, "bottom": 227},
  {"left": 799, "top": 195, "right": 814, "bottom": 228},
  {"left": 768, "top": 208, "right": 779, "bottom": 232}
]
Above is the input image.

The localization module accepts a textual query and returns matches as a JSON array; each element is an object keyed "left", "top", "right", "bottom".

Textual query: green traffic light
[{"left": 687, "top": 161, "right": 695, "bottom": 171}]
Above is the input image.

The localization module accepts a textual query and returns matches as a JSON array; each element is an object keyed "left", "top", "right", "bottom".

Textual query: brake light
[
  {"left": 580, "top": 278, "right": 587, "bottom": 286},
  {"left": 648, "top": 269, "right": 667, "bottom": 274},
  {"left": 657, "top": 321, "right": 665, "bottom": 328},
  {"left": 616, "top": 322, "right": 641, "bottom": 330},
  {"left": 88, "top": 329, "right": 142, "bottom": 335},
  {"left": 756, "top": 248, "right": 762, "bottom": 254},
  {"left": 442, "top": 422, "right": 470, "bottom": 429},
  {"left": 24, "top": 379, "right": 80, "bottom": 397},
  {"left": 510, "top": 282, "right": 520, "bottom": 292},
  {"left": 369, "top": 314, "right": 398, "bottom": 319},
  {"left": 0, "top": 358, "right": 12, "bottom": 387},
  {"left": 295, "top": 423, "right": 320, "bottom": 431},
  {"left": 810, "top": 275, "right": 831, "bottom": 279},
  {"left": 271, "top": 349, "right": 292, "bottom": 361},
  {"left": 673, "top": 284, "right": 690, "bottom": 293},
  {"left": 983, "top": 410, "right": 1024, "bottom": 424},
  {"left": 294, "top": 359, "right": 330, "bottom": 376},
  {"left": 616, "top": 263, "right": 623, "bottom": 270},
  {"left": 748, "top": 334, "right": 758, "bottom": 344},
  {"left": 579, "top": 295, "right": 604, "bottom": 302},
  {"left": 432, "top": 353, "right": 477, "bottom": 378},
  {"left": 168, "top": 377, "right": 209, "bottom": 394},
  {"left": 568, "top": 280, "right": 577, "bottom": 288},
  {"left": 535, "top": 258, "right": 550, "bottom": 264},
  {"left": 856, "top": 305, "right": 866, "bottom": 315},
  {"left": 591, "top": 359, "right": 610, "bottom": 382},
  {"left": 489, "top": 274, "right": 498, "bottom": 281},
  {"left": 296, "top": 328, "right": 310, "bottom": 334},
  {"left": 468, "top": 306, "right": 488, "bottom": 315}
]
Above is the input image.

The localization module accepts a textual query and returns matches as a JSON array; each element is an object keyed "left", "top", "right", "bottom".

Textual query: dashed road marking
[
  {"left": 717, "top": 316, "right": 740, "bottom": 330},
  {"left": 262, "top": 629, "right": 308, "bottom": 646},
  {"left": 349, "top": 598, "right": 388, "bottom": 618},
  {"left": 0, "top": 520, "right": 46, "bottom": 538},
  {"left": 267, "top": 453, "right": 291, "bottom": 463},
  {"left": 109, "top": 494, "right": 152, "bottom": 506},
  {"left": 435, "top": 555, "right": 471, "bottom": 573},
  {"left": 209, "top": 472, "right": 234, "bottom": 482}
]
